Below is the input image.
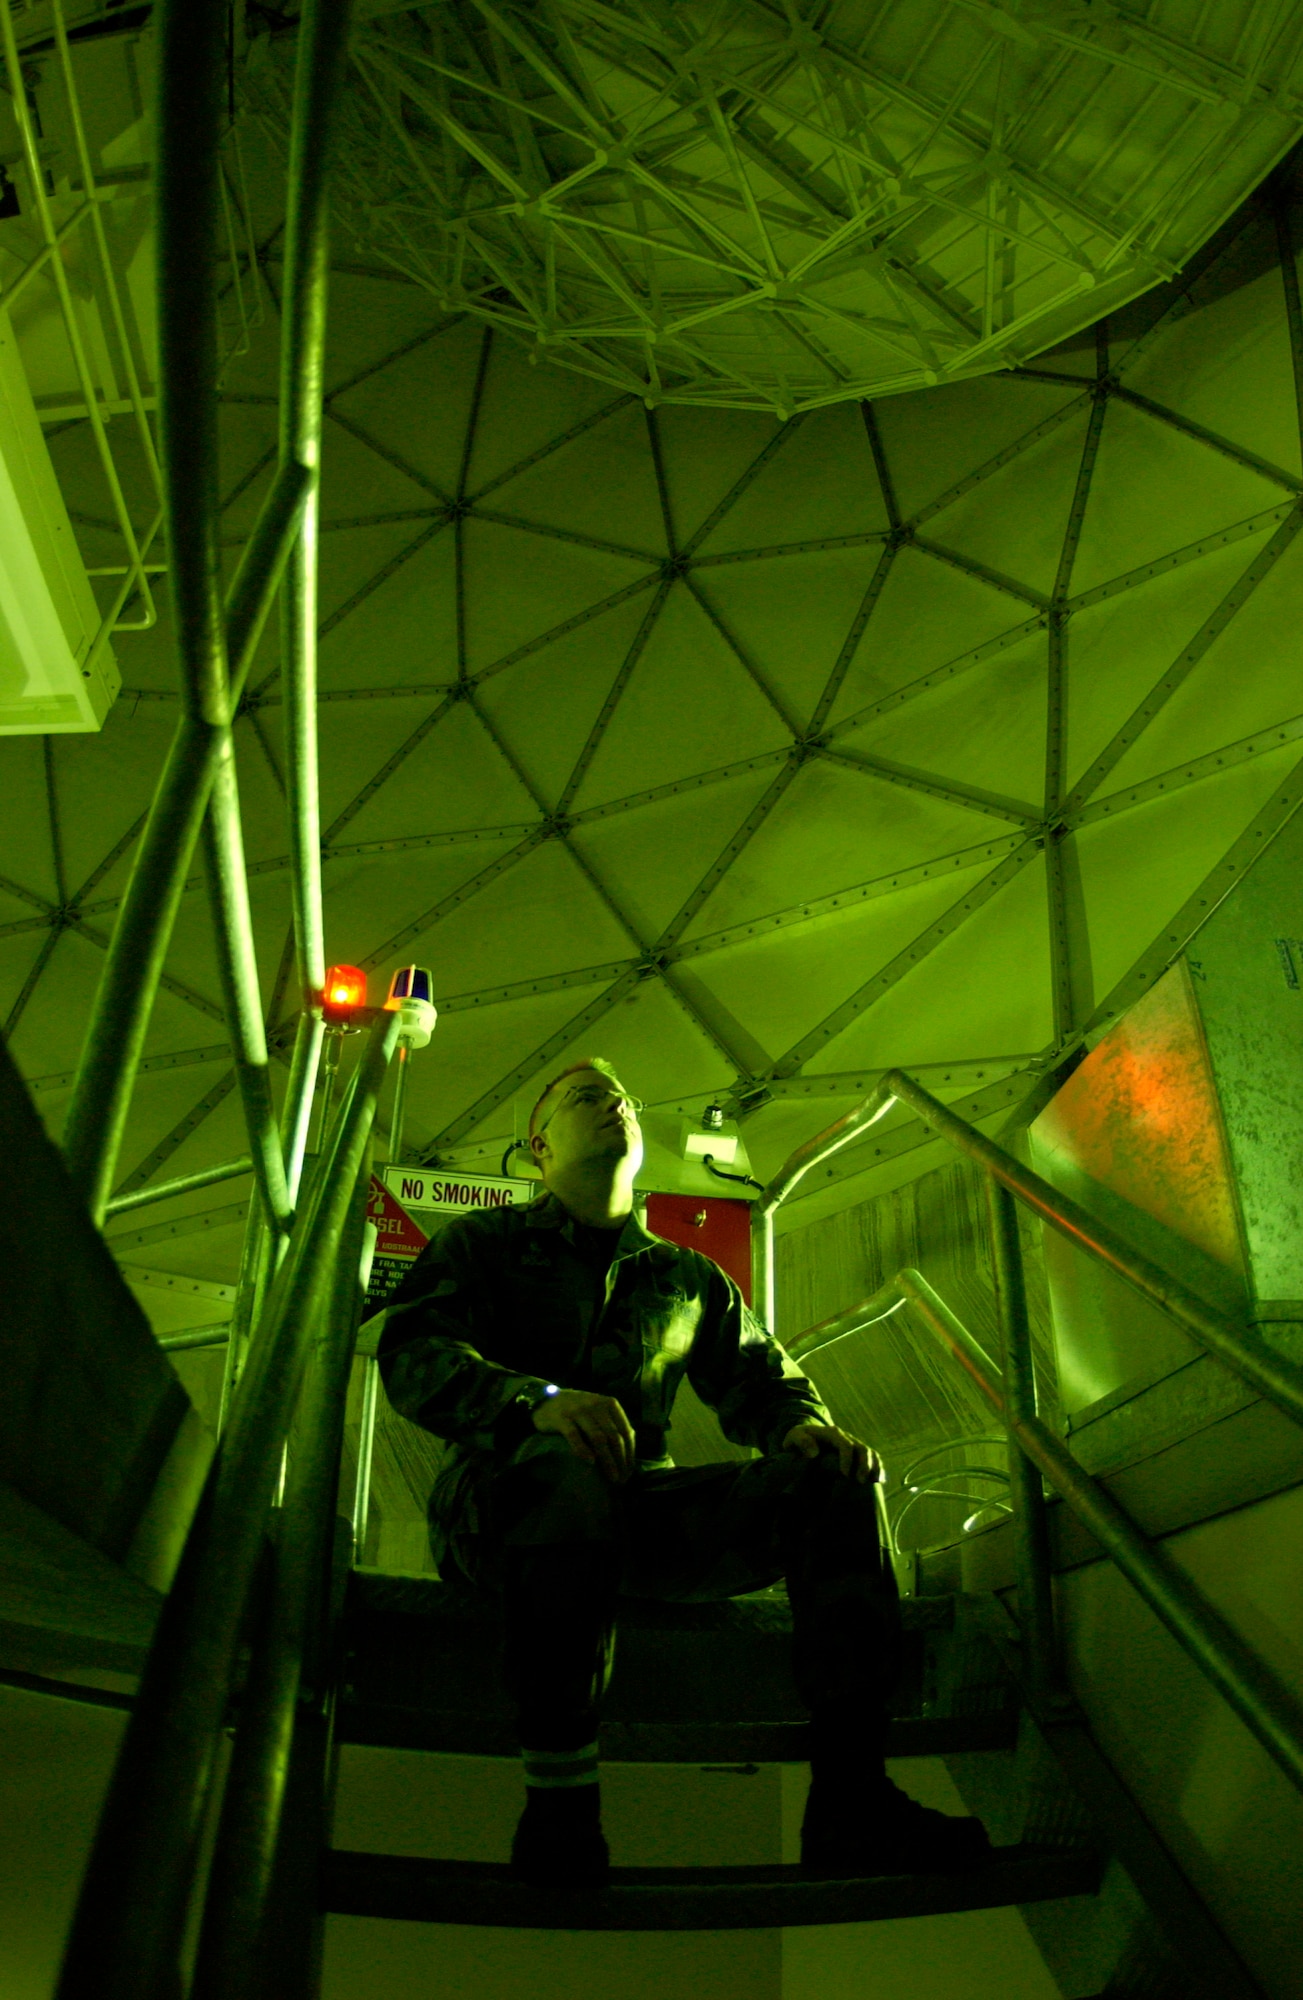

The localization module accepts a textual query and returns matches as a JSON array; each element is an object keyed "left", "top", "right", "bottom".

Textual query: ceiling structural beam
[
  {"left": 1107, "top": 382, "right": 1303, "bottom": 497},
  {"left": 1063, "top": 502, "right": 1303, "bottom": 813},
  {"left": 679, "top": 414, "right": 805, "bottom": 558},
  {"left": 817, "top": 745, "right": 1042, "bottom": 828},
  {"left": 476, "top": 673, "right": 777, "bottom": 1082},
  {"left": 318, "top": 507, "right": 447, "bottom": 532},
  {"left": 0, "top": 914, "right": 56, "bottom": 940},
  {"left": 67, "top": 914, "right": 227, "bottom": 1025},
  {"left": 1075, "top": 749, "right": 1303, "bottom": 1052},
  {"left": 1045, "top": 371, "right": 1106, "bottom": 1048},
  {"left": 742, "top": 1055, "right": 1043, "bottom": 1102},
  {"left": 1116, "top": 195, "right": 1266, "bottom": 380},
  {"left": 1066, "top": 502, "right": 1295, "bottom": 615},
  {"left": 1067, "top": 714, "right": 1303, "bottom": 829},
  {"left": 317, "top": 515, "right": 451, "bottom": 647},
  {"left": 682, "top": 580, "right": 802, "bottom": 735},
  {"left": 219, "top": 441, "right": 277, "bottom": 521},
  {"left": 320, "top": 690, "right": 463, "bottom": 846},
  {"left": 324, "top": 403, "right": 457, "bottom": 507},
  {"left": 472, "top": 506, "right": 661, "bottom": 564},
  {"left": 691, "top": 529, "right": 890, "bottom": 568},
  {"left": 427, "top": 963, "right": 649, "bottom": 1153},
  {"left": 106, "top": 1198, "right": 251, "bottom": 1254},
  {"left": 908, "top": 389, "right": 1091, "bottom": 531},
  {"left": 439, "top": 959, "right": 637, "bottom": 1013},
  {"left": 323, "top": 312, "right": 464, "bottom": 406},
  {"left": 111, "top": 1069, "right": 239, "bottom": 1201},
  {"left": 23, "top": 1042, "right": 261, "bottom": 1099},
  {"left": 468, "top": 394, "right": 632, "bottom": 505},
  {"left": 807, "top": 545, "right": 897, "bottom": 735},
  {"left": 454, "top": 327, "right": 494, "bottom": 679},
  {"left": 669, "top": 835, "right": 1028, "bottom": 963},
  {"left": 911, "top": 532, "right": 1051, "bottom": 610},
  {"left": 859, "top": 401, "right": 901, "bottom": 532},
  {"left": 555, "top": 580, "right": 674, "bottom": 814},
  {"left": 471, "top": 571, "right": 661, "bottom": 690},
  {"left": 768, "top": 838, "right": 1042, "bottom": 1080},
  {"left": 1275, "top": 184, "right": 1303, "bottom": 465},
  {"left": 116, "top": 1265, "right": 238, "bottom": 1307},
  {"left": 653, "top": 755, "right": 807, "bottom": 954},
  {"left": 327, "top": 821, "right": 538, "bottom": 860},
  {"left": 4, "top": 927, "right": 65, "bottom": 1038},
  {"left": 359, "top": 828, "right": 550, "bottom": 973},
  {"left": 475, "top": 676, "right": 770, "bottom": 1082},
  {"left": 569, "top": 748, "right": 793, "bottom": 828}
]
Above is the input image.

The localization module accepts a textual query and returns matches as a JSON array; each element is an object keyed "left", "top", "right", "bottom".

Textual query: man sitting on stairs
[{"left": 377, "top": 1056, "right": 990, "bottom": 1890}]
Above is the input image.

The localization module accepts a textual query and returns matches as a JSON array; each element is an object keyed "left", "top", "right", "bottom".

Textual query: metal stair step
[
  {"left": 335, "top": 1707, "right": 1020, "bottom": 1762},
  {"left": 341, "top": 1574, "right": 980, "bottom": 1734},
  {"left": 323, "top": 1844, "right": 1102, "bottom": 1931}
]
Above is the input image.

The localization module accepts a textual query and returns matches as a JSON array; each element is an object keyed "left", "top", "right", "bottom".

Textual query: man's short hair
[{"left": 528, "top": 1056, "right": 624, "bottom": 1139}]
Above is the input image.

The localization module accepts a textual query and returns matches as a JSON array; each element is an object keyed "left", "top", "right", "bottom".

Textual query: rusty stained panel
[
  {"left": 1030, "top": 959, "right": 1247, "bottom": 1417},
  {"left": 1189, "top": 805, "right": 1303, "bottom": 1309}
]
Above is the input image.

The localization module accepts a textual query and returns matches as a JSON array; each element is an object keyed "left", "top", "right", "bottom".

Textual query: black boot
[
  {"left": 510, "top": 1784, "right": 610, "bottom": 1891},
  {"left": 801, "top": 1773, "right": 992, "bottom": 1876}
]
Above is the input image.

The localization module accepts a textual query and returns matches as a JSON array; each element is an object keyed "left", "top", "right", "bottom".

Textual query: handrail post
[
  {"left": 751, "top": 1079, "right": 896, "bottom": 1331},
  {"left": 986, "top": 1180, "right": 1058, "bottom": 1702},
  {"left": 352, "top": 1353, "right": 380, "bottom": 1560},
  {"left": 750, "top": 1201, "right": 775, "bottom": 1329}
]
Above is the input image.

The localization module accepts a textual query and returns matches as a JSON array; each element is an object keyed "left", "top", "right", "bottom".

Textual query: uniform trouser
[{"left": 435, "top": 1433, "right": 902, "bottom": 1756}]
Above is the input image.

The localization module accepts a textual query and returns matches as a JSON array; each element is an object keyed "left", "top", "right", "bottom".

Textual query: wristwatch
[{"left": 520, "top": 1381, "right": 561, "bottom": 1415}]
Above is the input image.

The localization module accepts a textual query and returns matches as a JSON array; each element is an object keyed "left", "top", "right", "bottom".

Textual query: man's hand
[
  {"left": 533, "top": 1388, "right": 636, "bottom": 1485},
  {"left": 782, "top": 1420, "right": 883, "bottom": 1484}
]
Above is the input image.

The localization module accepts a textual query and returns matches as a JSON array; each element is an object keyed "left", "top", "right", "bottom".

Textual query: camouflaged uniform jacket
[{"left": 377, "top": 1192, "right": 830, "bottom": 1477}]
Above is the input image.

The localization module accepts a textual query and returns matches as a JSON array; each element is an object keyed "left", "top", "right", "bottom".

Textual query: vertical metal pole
[
  {"left": 55, "top": 1012, "right": 398, "bottom": 2000},
  {"left": 59, "top": 0, "right": 229, "bottom": 1224},
  {"left": 276, "top": 0, "right": 354, "bottom": 1168},
  {"left": 986, "top": 1179, "right": 1058, "bottom": 1700},
  {"left": 201, "top": 738, "right": 293, "bottom": 1234},
  {"left": 751, "top": 1202, "right": 775, "bottom": 1329},
  {"left": 191, "top": 1159, "right": 371, "bottom": 2000},
  {"left": 352, "top": 1355, "right": 380, "bottom": 1563},
  {"left": 388, "top": 1043, "right": 409, "bottom": 1163}
]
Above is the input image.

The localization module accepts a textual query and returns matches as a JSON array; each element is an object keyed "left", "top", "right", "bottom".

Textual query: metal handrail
[
  {"left": 877, "top": 1268, "right": 1303, "bottom": 1797},
  {"left": 56, "top": 1010, "right": 399, "bottom": 2000},
  {"left": 768, "top": 1087, "right": 1303, "bottom": 1797},
  {"left": 755, "top": 1069, "right": 1303, "bottom": 1434}
]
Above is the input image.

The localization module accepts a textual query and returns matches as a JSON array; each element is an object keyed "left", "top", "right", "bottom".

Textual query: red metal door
[{"left": 644, "top": 1191, "right": 752, "bottom": 1303}]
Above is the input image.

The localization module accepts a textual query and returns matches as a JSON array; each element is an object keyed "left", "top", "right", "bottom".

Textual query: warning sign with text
[
  {"left": 381, "top": 1168, "right": 532, "bottom": 1216},
  {"left": 363, "top": 1176, "right": 429, "bottom": 1314}
]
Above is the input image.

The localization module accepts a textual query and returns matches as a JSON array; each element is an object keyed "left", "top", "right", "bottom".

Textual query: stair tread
[
  {"left": 336, "top": 1707, "right": 1020, "bottom": 1762},
  {"left": 347, "top": 1571, "right": 954, "bottom": 1633},
  {"left": 324, "top": 1844, "right": 1101, "bottom": 1930}
]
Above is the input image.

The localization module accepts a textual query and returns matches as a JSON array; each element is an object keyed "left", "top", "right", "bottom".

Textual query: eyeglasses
[{"left": 536, "top": 1083, "right": 644, "bottom": 1135}]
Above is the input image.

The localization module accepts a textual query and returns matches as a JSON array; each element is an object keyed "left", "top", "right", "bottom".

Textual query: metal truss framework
[
  {"left": 9, "top": 141, "right": 1303, "bottom": 1193},
  {"left": 241, "top": 0, "right": 1303, "bottom": 415}
]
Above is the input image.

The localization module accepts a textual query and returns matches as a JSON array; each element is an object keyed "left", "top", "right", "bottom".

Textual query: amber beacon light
[{"left": 322, "top": 964, "right": 368, "bottom": 1023}]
